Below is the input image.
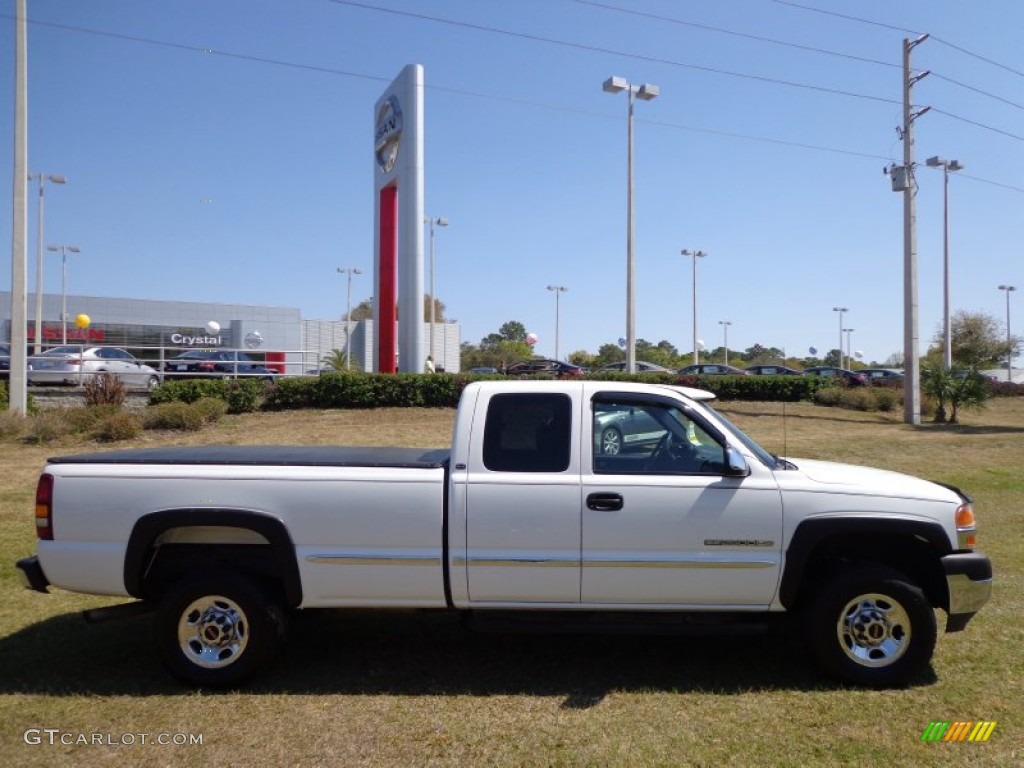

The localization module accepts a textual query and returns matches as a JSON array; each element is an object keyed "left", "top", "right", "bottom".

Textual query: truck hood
[{"left": 780, "top": 458, "right": 961, "bottom": 504}]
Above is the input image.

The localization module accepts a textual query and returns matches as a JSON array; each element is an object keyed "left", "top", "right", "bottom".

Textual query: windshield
[{"left": 689, "top": 401, "right": 780, "bottom": 470}]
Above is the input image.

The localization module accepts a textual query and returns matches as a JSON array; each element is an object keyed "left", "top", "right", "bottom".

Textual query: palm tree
[{"left": 319, "top": 348, "right": 347, "bottom": 372}]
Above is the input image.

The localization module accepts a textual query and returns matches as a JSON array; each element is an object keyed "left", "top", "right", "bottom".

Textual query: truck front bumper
[
  {"left": 15, "top": 556, "right": 50, "bottom": 594},
  {"left": 942, "top": 551, "right": 992, "bottom": 632}
]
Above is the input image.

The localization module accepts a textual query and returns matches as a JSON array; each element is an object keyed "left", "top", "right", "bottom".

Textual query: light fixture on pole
[
  {"left": 337, "top": 267, "right": 363, "bottom": 370},
  {"left": 844, "top": 328, "right": 855, "bottom": 368},
  {"left": 46, "top": 244, "right": 80, "bottom": 345},
  {"left": 832, "top": 307, "right": 849, "bottom": 368},
  {"left": 424, "top": 216, "right": 448, "bottom": 366},
  {"left": 29, "top": 172, "right": 66, "bottom": 353},
  {"left": 718, "top": 320, "right": 732, "bottom": 365},
  {"left": 999, "top": 284, "right": 1016, "bottom": 382},
  {"left": 603, "top": 75, "right": 659, "bottom": 374},
  {"left": 546, "top": 285, "right": 568, "bottom": 361},
  {"left": 926, "top": 156, "right": 964, "bottom": 370},
  {"left": 682, "top": 248, "right": 707, "bottom": 364}
]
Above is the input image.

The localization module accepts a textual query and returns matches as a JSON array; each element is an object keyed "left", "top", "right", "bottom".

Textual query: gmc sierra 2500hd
[{"left": 16, "top": 381, "right": 992, "bottom": 687}]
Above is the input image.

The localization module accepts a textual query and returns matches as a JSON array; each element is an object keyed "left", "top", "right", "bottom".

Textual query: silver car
[{"left": 28, "top": 346, "right": 161, "bottom": 389}]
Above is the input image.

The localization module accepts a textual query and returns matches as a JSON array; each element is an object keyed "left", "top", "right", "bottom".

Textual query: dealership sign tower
[{"left": 373, "top": 65, "right": 425, "bottom": 373}]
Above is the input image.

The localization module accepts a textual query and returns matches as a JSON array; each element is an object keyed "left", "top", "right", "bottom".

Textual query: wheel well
[
  {"left": 124, "top": 509, "right": 302, "bottom": 607},
  {"left": 788, "top": 532, "right": 948, "bottom": 612},
  {"left": 143, "top": 543, "right": 286, "bottom": 606}
]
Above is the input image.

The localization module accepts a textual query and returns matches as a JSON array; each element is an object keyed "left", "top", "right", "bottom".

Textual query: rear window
[{"left": 483, "top": 393, "right": 571, "bottom": 473}]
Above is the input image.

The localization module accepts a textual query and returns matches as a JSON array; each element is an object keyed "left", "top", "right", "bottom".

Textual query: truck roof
[{"left": 464, "top": 380, "right": 717, "bottom": 402}]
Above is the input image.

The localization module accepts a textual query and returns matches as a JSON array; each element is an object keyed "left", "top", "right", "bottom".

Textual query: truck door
[
  {"left": 582, "top": 393, "right": 783, "bottom": 606},
  {"left": 461, "top": 391, "right": 581, "bottom": 604}
]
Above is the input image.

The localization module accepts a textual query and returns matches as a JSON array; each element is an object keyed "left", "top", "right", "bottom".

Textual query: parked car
[
  {"left": 803, "top": 366, "right": 869, "bottom": 386},
  {"left": 594, "top": 402, "right": 669, "bottom": 455},
  {"left": 859, "top": 368, "right": 904, "bottom": 381},
  {"left": 164, "top": 350, "right": 278, "bottom": 380},
  {"left": 469, "top": 366, "right": 499, "bottom": 374},
  {"left": 505, "top": 359, "right": 584, "bottom": 378},
  {"left": 27, "top": 346, "right": 161, "bottom": 389},
  {"left": 677, "top": 363, "right": 750, "bottom": 376},
  {"left": 0, "top": 343, "right": 9, "bottom": 379},
  {"left": 745, "top": 364, "right": 805, "bottom": 376},
  {"left": 594, "top": 361, "right": 672, "bottom": 374}
]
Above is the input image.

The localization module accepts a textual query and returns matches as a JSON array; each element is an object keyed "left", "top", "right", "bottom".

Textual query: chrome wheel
[
  {"left": 177, "top": 595, "right": 249, "bottom": 670},
  {"left": 601, "top": 427, "right": 622, "bottom": 455},
  {"left": 836, "top": 592, "right": 911, "bottom": 668}
]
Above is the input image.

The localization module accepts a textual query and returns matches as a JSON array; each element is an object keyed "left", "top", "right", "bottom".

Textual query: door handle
[{"left": 587, "top": 493, "right": 624, "bottom": 511}]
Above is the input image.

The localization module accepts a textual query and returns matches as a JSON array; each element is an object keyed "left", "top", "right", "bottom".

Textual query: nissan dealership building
[{"left": 1, "top": 291, "right": 462, "bottom": 374}]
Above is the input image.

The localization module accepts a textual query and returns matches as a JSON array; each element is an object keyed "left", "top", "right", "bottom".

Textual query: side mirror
[{"left": 725, "top": 446, "right": 750, "bottom": 477}]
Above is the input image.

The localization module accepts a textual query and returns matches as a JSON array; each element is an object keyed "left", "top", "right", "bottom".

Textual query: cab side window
[
  {"left": 483, "top": 393, "right": 571, "bottom": 473},
  {"left": 592, "top": 399, "right": 725, "bottom": 475}
]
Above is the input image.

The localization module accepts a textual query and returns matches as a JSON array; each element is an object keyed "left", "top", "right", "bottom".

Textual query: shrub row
[
  {"left": 3, "top": 398, "right": 230, "bottom": 444},
  {"left": 150, "top": 379, "right": 266, "bottom": 413},
  {"left": 581, "top": 372, "right": 829, "bottom": 402},
  {"left": 262, "top": 373, "right": 479, "bottom": 410}
]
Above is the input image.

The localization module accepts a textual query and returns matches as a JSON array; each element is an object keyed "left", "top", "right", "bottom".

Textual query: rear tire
[
  {"left": 806, "top": 565, "right": 936, "bottom": 688},
  {"left": 156, "top": 573, "right": 286, "bottom": 687}
]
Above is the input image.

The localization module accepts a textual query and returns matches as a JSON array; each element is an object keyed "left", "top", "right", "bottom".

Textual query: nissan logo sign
[{"left": 374, "top": 95, "right": 403, "bottom": 174}]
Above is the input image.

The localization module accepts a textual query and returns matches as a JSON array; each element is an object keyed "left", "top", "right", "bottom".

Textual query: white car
[{"left": 28, "top": 346, "right": 161, "bottom": 389}]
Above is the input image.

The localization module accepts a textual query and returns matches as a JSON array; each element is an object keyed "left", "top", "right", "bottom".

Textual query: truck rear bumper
[
  {"left": 942, "top": 551, "right": 992, "bottom": 632},
  {"left": 15, "top": 556, "right": 50, "bottom": 593}
]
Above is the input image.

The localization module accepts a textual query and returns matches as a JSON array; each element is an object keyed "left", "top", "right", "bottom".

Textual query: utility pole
[
  {"left": 9, "top": 0, "right": 29, "bottom": 414},
  {"left": 898, "top": 35, "right": 931, "bottom": 425}
]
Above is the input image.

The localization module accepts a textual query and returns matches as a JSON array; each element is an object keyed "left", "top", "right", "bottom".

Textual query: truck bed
[{"left": 46, "top": 445, "right": 451, "bottom": 469}]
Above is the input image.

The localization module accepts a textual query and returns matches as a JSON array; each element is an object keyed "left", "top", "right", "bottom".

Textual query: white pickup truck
[{"left": 16, "top": 381, "right": 991, "bottom": 688}]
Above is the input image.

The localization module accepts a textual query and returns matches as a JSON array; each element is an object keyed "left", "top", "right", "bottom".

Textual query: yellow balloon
[{"left": 75, "top": 314, "right": 91, "bottom": 329}]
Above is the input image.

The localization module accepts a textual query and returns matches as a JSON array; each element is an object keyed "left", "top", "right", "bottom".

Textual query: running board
[{"left": 463, "top": 609, "right": 771, "bottom": 636}]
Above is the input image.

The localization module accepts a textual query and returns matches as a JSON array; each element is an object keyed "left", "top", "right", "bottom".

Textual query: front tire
[
  {"left": 806, "top": 565, "right": 936, "bottom": 688},
  {"left": 156, "top": 573, "right": 286, "bottom": 687}
]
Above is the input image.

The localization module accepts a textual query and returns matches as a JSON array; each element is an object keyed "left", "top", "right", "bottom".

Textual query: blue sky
[{"left": 3, "top": 0, "right": 1022, "bottom": 365}]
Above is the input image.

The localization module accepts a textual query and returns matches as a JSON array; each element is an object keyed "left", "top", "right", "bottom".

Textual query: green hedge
[
  {"left": 581, "top": 372, "right": 827, "bottom": 402},
  {"left": 149, "top": 379, "right": 266, "bottom": 414},
  {"left": 263, "top": 373, "right": 486, "bottom": 410},
  {"left": 147, "top": 372, "right": 918, "bottom": 413}
]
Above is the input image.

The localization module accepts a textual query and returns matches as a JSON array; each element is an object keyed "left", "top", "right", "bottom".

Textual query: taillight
[
  {"left": 35, "top": 473, "right": 54, "bottom": 540},
  {"left": 955, "top": 503, "right": 977, "bottom": 549}
]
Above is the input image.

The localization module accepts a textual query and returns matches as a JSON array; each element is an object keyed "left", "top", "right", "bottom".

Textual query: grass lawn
[{"left": 0, "top": 399, "right": 1020, "bottom": 766}]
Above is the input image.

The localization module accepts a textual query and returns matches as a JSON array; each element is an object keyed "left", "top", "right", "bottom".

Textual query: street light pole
[
  {"left": 844, "top": 328, "right": 855, "bottom": 367},
  {"left": 424, "top": 216, "right": 448, "bottom": 366},
  {"left": 926, "top": 156, "right": 964, "bottom": 369},
  {"left": 29, "top": 172, "right": 66, "bottom": 352},
  {"left": 832, "top": 307, "right": 848, "bottom": 368},
  {"left": 603, "top": 76, "right": 659, "bottom": 374},
  {"left": 47, "top": 244, "right": 80, "bottom": 345},
  {"left": 999, "top": 285, "right": 1016, "bottom": 382},
  {"left": 546, "top": 285, "right": 568, "bottom": 361},
  {"left": 337, "top": 267, "right": 363, "bottom": 370},
  {"left": 682, "top": 249, "right": 707, "bottom": 364},
  {"left": 718, "top": 320, "right": 732, "bottom": 365}
]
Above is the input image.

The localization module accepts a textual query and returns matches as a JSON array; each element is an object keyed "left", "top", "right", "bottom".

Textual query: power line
[
  {"left": 929, "top": 72, "right": 1024, "bottom": 112},
  {"left": 930, "top": 107, "right": 1024, "bottom": 143},
  {"left": 771, "top": 0, "right": 1024, "bottom": 79},
  {"left": 325, "top": 0, "right": 900, "bottom": 105},
  {"left": 580, "top": 0, "right": 1024, "bottom": 114},
  {"left": 6, "top": 11, "right": 1022, "bottom": 168},
  {"left": 572, "top": 0, "right": 898, "bottom": 69},
  {"left": 958, "top": 173, "right": 1024, "bottom": 195},
  {"left": 0, "top": 12, "right": 893, "bottom": 163}
]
